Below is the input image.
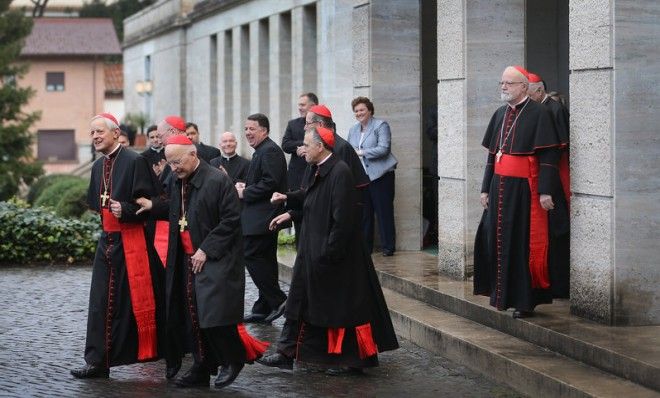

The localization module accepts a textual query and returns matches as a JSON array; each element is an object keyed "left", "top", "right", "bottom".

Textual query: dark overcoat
[{"left": 163, "top": 161, "right": 245, "bottom": 328}]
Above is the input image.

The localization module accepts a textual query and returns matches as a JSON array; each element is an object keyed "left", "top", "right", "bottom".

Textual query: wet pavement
[{"left": 0, "top": 266, "right": 519, "bottom": 397}]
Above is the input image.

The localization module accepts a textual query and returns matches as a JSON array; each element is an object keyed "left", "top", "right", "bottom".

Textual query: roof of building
[
  {"left": 21, "top": 18, "right": 121, "bottom": 57},
  {"left": 104, "top": 64, "right": 123, "bottom": 94}
]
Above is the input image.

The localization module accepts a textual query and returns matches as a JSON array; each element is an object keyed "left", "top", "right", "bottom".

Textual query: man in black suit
[
  {"left": 140, "top": 125, "right": 166, "bottom": 170},
  {"left": 281, "top": 92, "right": 318, "bottom": 242},
  {"left": 235, "top": 113, "right": 288, "bottom": 324},
  {"left": 186, "top": 122, "right": 221, "bottom": 163},
  {"left": 210, "top": 131, "right": 250, "bottom": 184}
]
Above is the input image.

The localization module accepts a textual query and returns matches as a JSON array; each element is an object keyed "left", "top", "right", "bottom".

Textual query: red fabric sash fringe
[
  {"left": 101, "top": 209, "right": 158, "bottom": 361},
  {"left": 494, "top": 155, "right": 550, "bottom": 289},
  {"left": 559, "top": 151, "right": 571, "bottom": 206},
  {"left": 237, "top": 323, "right": 269, "bottom": 361},
  {"left": 326, "top": 323, "right": 378, "bottom": 359},
  {"left": 327, "top": 328, "right": 345, "bottom": 354},
  {"left": 153, "top": 220, "right": 169, "bottom": 267}
]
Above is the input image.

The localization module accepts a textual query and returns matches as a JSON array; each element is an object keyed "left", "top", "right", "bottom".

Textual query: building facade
[{"left": 123, "top": 0, "right": 659, "bottom": 326}]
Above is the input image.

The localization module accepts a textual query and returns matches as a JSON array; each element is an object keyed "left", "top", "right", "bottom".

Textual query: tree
[
  {"left": 0, "top": 0, "right": 43, "bottom": 201},
  {"left": 80, "top": 0, "right": 155, "bottom": 42}
]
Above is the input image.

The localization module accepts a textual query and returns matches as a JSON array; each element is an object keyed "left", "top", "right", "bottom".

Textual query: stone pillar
[
  {"left": 370, "top": 0, "right": 422, "bottom": 251},
  {"left": 436, "top": 0, "right": 467, "bottom": 278},
  {"left": 186, "top": 36, "right": 211, "bottom": 144},
  {"left": 291, "top": 5, "right": 317, "bottom": 115},
  {"left": 217, "top": 30, "right": 233, "bottom": 139},
  {"left": 232, "top": 25, "right": 250, "bottom": 155},
  {"left": 249, "top": 20, "right": 270, "bottom": 129},
  {"left": 351, "top": 2, "right": 371, "bottom": 99},
  {"left": 269, "top": 12, "right": 292, "bottom": 145},
  {"left": 570, "top": 0, "right": 660, "bottom": 325}
]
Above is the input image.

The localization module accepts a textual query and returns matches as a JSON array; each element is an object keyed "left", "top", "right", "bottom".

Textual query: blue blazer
[{"left": 347, "top": 117, "right": 398, "bottom": 181}]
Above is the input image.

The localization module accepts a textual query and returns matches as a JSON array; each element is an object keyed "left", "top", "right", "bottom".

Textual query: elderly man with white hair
[{"left": 473, "top": 66, "right": 565, "bottom": 319}]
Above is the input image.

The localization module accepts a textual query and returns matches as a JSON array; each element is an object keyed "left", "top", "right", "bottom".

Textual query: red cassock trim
[
  {"left": 101, "top": 208, "right": 158, "bottom": 361},
  {"left": 327, "top": 328, "right": 345, "bottom": 354},
  {"left": 559, "top": 151, "right": 571, "bottom": 206},
  {"left": 154, "top": 221, "right": 169, "bottom": 267},
  {"left": 355, "top": 323, "right": 378, "bottom": 359},
  {"left": 494, "top": 155, "right": 551, "bottom": 289},
  {"left": 237, "top": 323, "right": 269, "bottom": 361},
  {"left": 179, "top": 230, "right": 194, "bottom": 255}
]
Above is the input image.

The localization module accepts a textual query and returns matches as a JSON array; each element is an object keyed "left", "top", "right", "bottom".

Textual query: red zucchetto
[
  {"left": 166, "top": 135, "right": 193, "bottom": 146},
  {"left": 94, "top": 112, "right": 119, "bottom": 127},
  {"left": 512, "top": 65, "right": 530, "bottom": 80},
  {"left": 316, "top": 126, "right": 335, "bottom": 148},
  {"left": 165, "top": 115, "right": 186, "bottom": 131},
  {"left": 528, "top": 72, "right": 543, "bottom": 83},
  {"left": 310, "top": 104, "right": 332, "bottom": 119}
]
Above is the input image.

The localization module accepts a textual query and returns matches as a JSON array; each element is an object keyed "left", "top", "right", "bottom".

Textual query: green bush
[
  {"left": 34, "top": 177, "right": 87, "bottom": 209},
  {"left": 278, "top": 230, "right": 296, "bottom": 246},
  {"left": 54, "top": 180, "right": 89, "bottom": 218},
  {"left": 27, "top": 174, "right": 80, "bottom": 204},
  {"left": 0, "top": 201, "right": 100, "bottom": 265}
]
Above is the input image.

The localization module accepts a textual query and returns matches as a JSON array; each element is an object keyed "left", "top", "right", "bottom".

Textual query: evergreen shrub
[
  {"left": 27, "top": 174, "right": 79, "bottom": 204},
  {"left": 0, "top": 200, "right": 99, "bottom": 264},
  {"left": 34, "top": 177, "right": 87, "bottom": 209}
]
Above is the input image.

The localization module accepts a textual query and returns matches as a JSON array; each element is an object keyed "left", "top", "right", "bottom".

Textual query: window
[
  {"left": 46, "top": 72, "right": 64, "bottom": 92},
  {"left": 37, "top": 130, "right": 76, "bottom": 162}
]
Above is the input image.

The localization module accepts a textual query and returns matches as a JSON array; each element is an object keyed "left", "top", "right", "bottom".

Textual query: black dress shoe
[
  {"left": 243, "top": 312, "right": 268, "bottom": 323},
  {"left": 175, "top": 368, "right": 210, "bottom": 388},
  {"left": 166, "top": 358, "right": 182, "bottom": 379},
  {"left": 256, "top": 353, "right": 294, "bottom": 370},
  {"left": 214, "top": 363, "right": 244, "bottom": 388},
  {"left": 512, "top": 310, "right": 534, "bottom": 319},
  {"left": 382, "top": 250, "right": 394, "bottom": 257},
  {"left": 263, "top": 301, "right": 286, "bottom": 324},
  {"left": 325, "top": 367, "right": 364, "bottom": 376},
  {"left": 70, "top": 364, "right": 109, "bottom": 379}
]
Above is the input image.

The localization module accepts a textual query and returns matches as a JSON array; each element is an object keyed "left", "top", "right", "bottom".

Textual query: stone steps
[
  {"left": 373, "top": 257, "right": 660, "bottom": 393},
  {"left": 383, "top": 287, "right": 658, "bottom": 398},
  {"left": 276, "top": 250, "right": 660, "bottom": 397}
]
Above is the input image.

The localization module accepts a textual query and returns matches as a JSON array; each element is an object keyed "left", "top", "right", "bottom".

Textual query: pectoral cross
[
  {"left": 495, "top": 150, "right": 503, "bottom": 163},
  {"left": 178, "top": 216, "right": 188, "bottom": 232},
  {"left": 100, "top": 190, "right": 110, "bottom": 207}
]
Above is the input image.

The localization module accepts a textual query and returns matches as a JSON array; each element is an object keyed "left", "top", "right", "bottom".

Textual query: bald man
[
  {"left": 473, "top": 66, "right": 565, "bottom": 319},
  {"left": 137, "top": 135, "right": 267, "bottom": 388},
  {"left": 210, "top": 132, "right": 250, "bottom": 184}
]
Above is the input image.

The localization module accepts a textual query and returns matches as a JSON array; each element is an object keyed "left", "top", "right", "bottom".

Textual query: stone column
[
  {"left": 186, "top": 36, "right": 211, "bottom": 144},
  {"left": 217, "top": 30, "right": 233, "bottom": 138},
  {"left": 436, "top": 0, "right": 467, "bottom": 278},
  {"left": 232, "top": 25, "right": 250, "bottom": 155},
  {"left": 249, "top": 20, "right": 270, "bottom": 128},
  {"left": 570, "top": 0, "right": 660, "bottom": 325},
  {"left": 370, "top": 0, "right": 422, "bottom": 251},
  {"left": 352, "top": 2, "right": 371, "bottom": 99},
  {"left": 269, "top": 13, "right": 292, "bottom": 144},
  {"left": 291, "top": 5, "right": 317, "bottom": 115}
]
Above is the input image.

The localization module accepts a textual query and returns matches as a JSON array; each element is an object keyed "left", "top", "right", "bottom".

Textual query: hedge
[
  {"left": 0, "top": 200, "right": 99, "bottom": 265},
  {"left": 55, "top": 181, "right": 90, "bottom": 219},
  {"left": 27, "top": 174, "right": 81, "bottom": 205},
  {"left": 34, "top": 177, "right": 88, "bottom": 210}
]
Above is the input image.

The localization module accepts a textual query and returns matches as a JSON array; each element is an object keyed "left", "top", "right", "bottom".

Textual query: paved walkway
[{"left": 0, "top": 266, "right": 518, "bottom": 397}]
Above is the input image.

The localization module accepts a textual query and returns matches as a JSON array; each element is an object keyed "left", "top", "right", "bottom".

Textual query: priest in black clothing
[
  {"left": 140, "top": 124, "right": 165, "bottom": 171},
  {"left": 473, "top": 66, "right": 567, "bottom": 319},
  {"left": 262, "top": 126, "right": 398, "bottom": 374},
  {"left": 236, "top": 113, "right": 288, "bottom": 324},
  {"left": 282, "top": 92, "right": 318, "bottom": 191},
  {"left": 528, "top": 71, "right": 571, "bottom": 299},
  {"left": 186, "top": 122, "right": 221, "bottom": 163},
  {"left": 210, "top": 131, "right": 250, "bottom": 183},
  {"left": 136, "top": 135, "right": 268, "bottom": 388},
  {"left": 71, "top": 113, "right": 163, "bottom": 379}
]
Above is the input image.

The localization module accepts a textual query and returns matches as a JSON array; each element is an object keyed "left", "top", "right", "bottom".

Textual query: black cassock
[
  {"left": 152, "top": 161, "right": 251, "bottom": 367},
  {"left": 84, "top": 146, "right": 165, "bottom": 368},
  {"left": 210, "top": 154, "right": 250, "bottom": 184},
  {"left": 474, "top": 98, "right": 568, "bottom": 312},
  {"left": 284, "top": 154, "right": 398, "bottom": 368}
]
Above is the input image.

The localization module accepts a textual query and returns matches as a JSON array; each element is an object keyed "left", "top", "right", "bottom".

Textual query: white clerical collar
[
  {"left": 508, "top": 96, "right": 529, "bottom": 109},
  {"left": 151, "top": 146, "right": 163, "bottom": 153},
  {"left": 542, "top": 94, "right": 550, "bottom": 104},
  {"left": 317, "top": 152, "right": 332, "bottom": 166},
  {"left": 104, "top": 143, "right": 121, "bottom": 159},
  {"left": 222, "top": 153, "right": 237, "bottom": 161}
]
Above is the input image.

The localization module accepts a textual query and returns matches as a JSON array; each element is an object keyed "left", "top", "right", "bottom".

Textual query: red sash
[
  {"left": 153, "top": 221, "right": 169, "bottom": 267},
  {"left": 559, "top": 150, "right": 571, "bottom": 205},
  {"left": 237, "top": 323, "right": 269, "bottom": 361},
  {"left": 180, "top": 230, "right": 194, "bottom": 255},
  {"left": 494, "top": 155, "right": 550, "bottom": 289},
  {"left": 101, "top": 209, "right": 158, "bottom": 360},
  {"left": 327, "top": 323, "right": 378, "bottom": 359}
]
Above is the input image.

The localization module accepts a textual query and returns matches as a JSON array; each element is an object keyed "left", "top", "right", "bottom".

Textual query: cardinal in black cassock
[
  {"left": 71, "top": 113, "right": 164, "bottom": 379},
  {"left": 143, "top": 135, "right": 268, "bottom": 389},
  {"left": 474, "top": 66, "right": 567, "bottom": 319},
  {"left": 263, "top": 127, "right": 398, "bottom": 374}
]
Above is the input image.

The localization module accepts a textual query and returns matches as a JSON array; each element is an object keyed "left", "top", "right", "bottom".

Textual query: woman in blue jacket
[{"left": 347, "top": 96, "right": 397, "bottom": 256}]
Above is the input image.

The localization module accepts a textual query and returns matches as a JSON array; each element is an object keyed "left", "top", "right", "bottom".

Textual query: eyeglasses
[
  {"left": 304, "top": 121, "right": 318, "bottom": 126},
  {"left": 499, "top": 81, "right": 525, "bottom": 86}
]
